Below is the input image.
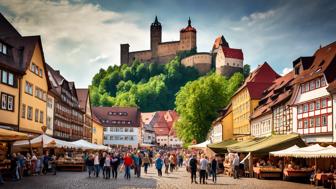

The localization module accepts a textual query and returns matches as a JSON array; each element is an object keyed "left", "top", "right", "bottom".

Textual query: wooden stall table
[
  {"left": 315, "top": 173, "right": 333, "bottom": 187},
  {"left": 283, "top": 168, "right": 314, "bottom": 181},
  {"left": 56, "top": 162, "right": 85, "bottom": 172},
  {"left": 253, "top": 166, "right": 282, "bottom": 179}
]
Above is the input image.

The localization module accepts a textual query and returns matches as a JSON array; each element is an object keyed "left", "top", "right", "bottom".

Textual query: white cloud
[
  {"left": 281, "top": 67, "right": 292, "bottom": 76},
  {"left": 89, "top": 54, "right": 109, "bottom": 63},
  {"left": 0, "top": 0, "right": 148, "bottom": 87},
  {"left": 241, "top": 10, "right": 276, "bottom": 25}
]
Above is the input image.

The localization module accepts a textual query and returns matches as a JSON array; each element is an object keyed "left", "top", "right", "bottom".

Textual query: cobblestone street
[{"left": 2, "top": 166, "right": 318, "bottom": 189}]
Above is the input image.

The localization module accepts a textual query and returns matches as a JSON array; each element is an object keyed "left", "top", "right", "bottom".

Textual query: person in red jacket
[{"left": 123, "top": 153, "right": 133, "bottom": 180}]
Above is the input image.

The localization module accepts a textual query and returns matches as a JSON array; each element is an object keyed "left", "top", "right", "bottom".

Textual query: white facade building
[
  {"left": 92, "top": 107, "right": 141, "bottom": 148},
  {"left": 251, "top": 114, "right": 272, "bottom": 138},
  {"left": 46, "top": 94, "right": 54, "bottom": 136},
  {"left": 103, "top": 127, "right": 139, "bottom": 148}
]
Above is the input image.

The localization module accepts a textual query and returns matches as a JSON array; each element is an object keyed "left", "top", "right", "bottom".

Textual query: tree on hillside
[
  {"left": 243, "top": 64, "right": 251, "bottom": 78},
  {"left": 175, "top": 72, "right": 244, "bottom": 144}
]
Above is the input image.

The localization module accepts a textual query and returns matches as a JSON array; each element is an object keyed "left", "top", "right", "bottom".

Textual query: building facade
[
  {"left": 121, "top": 17, "right": 197, "bottom": 65},
  {"left": 0, "top": 15, "right": 23, "bottom": 131},
  {"left": 77, "top": 89, "right": 93, "bottom": 142},
  {"left": 140, "top": 112, "right": 156, "bottom": 145},
  {"left": 232, "top": 62, "right": 279, "bottom": 138},
  {"left": 292, "top": 42, "right": 336, "bottom": 143},
  {"left": 93, "top": 107, "right": 141, "bottom": 148},
  {"left": 46, "top": 65, "right": 84, "bottom": 141},
  {"left": 91, "top": 112, "right": 104, "bottom": 145},
  {"left": 251, "top": 71, "right": 294, "bottom": 137},
  {"left": 153, "top": 110, "right": 182, "bottom": 147},
  {"left": 212, "top": 35, "right": 244, "bottom": 78},
  {"left": 46, "top": 94, "right": 54, "bottom": 135},
  {"left": 18, "top": 38, "right": 49, "bottom": 135}
]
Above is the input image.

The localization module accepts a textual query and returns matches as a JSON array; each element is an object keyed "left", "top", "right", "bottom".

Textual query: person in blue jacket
[{"left": 155, "top": 154, "right": 163, "bottom": 177}]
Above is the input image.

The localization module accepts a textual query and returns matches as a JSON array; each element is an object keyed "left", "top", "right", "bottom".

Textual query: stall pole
[
  {"left": 29, "top": 140, "right": 33, "bottom": 155},
  {"left": 249, "top": 153, "right": 253, "bottom": 178}
]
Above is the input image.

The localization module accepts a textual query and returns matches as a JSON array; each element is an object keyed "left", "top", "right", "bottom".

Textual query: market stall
[
  {"left": 270, "top": 144, "right": 336, "bottom": 184},
  {"left": 188, "top": 140, "right": 210, "bottom": 150},
  {"left": 0, "top": 128, "right": 30, "bottom": 178},
  {"left": 226, "top": 134, "right": 306, "bottom": 179}
]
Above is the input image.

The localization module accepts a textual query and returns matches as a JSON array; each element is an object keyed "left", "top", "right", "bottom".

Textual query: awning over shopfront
[
  {"left": 207, "top": 139, "right": 238, "bottom": 153},
  {"left": 188, "top": 140, "right": 211, "bottom": 150},
  {"left": 0, "top": 128, "right": 30, "bottom": 141},
  {"left": 13, "top": 134, "right": 79, "bottom": 149},
  {"left": 71, "top": 139, "right": 111, "bottom": 151},
  {"left": 227, "top": 134, "right": 306, "bottom": 155},
  {"left": 270, "top": 144, "right": 336, "bottom": 158}
]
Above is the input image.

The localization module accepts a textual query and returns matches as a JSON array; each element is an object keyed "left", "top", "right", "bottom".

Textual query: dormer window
[{"left": 0, "top": 42, "right": 7, "bottom": 55}]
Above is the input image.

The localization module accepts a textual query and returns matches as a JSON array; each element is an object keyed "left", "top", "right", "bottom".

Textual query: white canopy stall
[
  {"left": 13, "top": 134, "right": 79, "bottom": 149},
  {"left": 71, "top": 139, "right": 111, "bottom": 151},
  {"left": 188, "top": 140, "right": 211, "bottom": 150}
]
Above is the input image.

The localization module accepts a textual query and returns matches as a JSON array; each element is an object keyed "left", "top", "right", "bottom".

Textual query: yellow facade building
[
  {"left": 19, "top": 37, "right": 49, "bottom": 135},
  {"left": 0, "top": 42, "right": 21, "bottom": 130},
  {"left": 231, "top": 63, "right": 279, "bottom": 137},
  {"left": 92, "top": 114, "right": 104, "bottom": 145},
  {"left": 221, "top": 104, "right": 233, "bottom": 141},
  {"left": 0, "top": 14, "right": 48, "bottom": 135}
]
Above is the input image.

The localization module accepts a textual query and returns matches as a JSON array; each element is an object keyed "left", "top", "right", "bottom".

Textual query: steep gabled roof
[
  {"left": 76, "top": 89, "right": 89, "bottom": 112},
  {"left": 212, "top": 35, "right": 229, "bottom": 50},
  {"left": 294, "top": 41, "right": 336, "bottom": 84},
  {"left": 234, "top": 62, "right": 280, "bottom": 100},
  {"left": 0, "top": 13, "right": 21, "bottom": 38},
  {"left": 221, "top": 47, "right": 244, "bottom": 60},
  {"left": 251, "top": 71, "right": 294, "bottom": 120}
]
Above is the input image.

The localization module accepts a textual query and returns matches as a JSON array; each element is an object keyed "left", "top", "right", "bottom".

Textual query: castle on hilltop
[
  {"left": 120, "top": 16, "right": 197, "bottom": 65},
  {"left": 120, "top": 16, "right": 244, "bottom": 78}
]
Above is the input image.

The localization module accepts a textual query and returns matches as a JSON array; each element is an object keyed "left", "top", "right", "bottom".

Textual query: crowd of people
[
  {"left": 1, "top": 147, "right": 227, "bottom": 186},
  {"left": 0, "top": 151, "right": 56, "bottom": 185}
]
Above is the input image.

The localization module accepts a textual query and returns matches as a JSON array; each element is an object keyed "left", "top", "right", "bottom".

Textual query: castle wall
[
  {"left": 181, "top": 53, "right": 211, "bottom": 74},
  {"left": 216, "top": 65, "right": 243, "bottom": 78},
  {"left": 129, "top": 50, "right": 152, "bottom": 64},
  {"left": 157, "top": 41, "right": 180, "bottom": 57}
]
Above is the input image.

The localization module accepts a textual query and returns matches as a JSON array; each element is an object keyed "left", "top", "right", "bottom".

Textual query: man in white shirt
[{"left": 199, "top": 154, "right": 208, "bottom": 184}]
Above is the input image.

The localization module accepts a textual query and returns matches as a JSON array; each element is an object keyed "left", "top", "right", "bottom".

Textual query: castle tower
[
  {"left": 120, "top": 44, "right": 130, "bottom": 65},
  {"left": 150, "top": 16, "right": 162, "bottom": 58},
  {"left": 179, "top": 17, "right": 197, "bottom": 51}
]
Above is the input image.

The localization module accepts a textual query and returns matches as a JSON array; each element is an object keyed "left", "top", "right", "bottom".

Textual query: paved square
[{"left": 2, "top": 166, "right": 318, "bottom": 189}]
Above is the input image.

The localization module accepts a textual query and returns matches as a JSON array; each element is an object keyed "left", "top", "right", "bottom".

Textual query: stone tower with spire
[
  {"left": 150, "top": 16, "right": 162, "bottom": 58},
  {"left": 179, "top": 17, "right": 197, "bottom": 51}
]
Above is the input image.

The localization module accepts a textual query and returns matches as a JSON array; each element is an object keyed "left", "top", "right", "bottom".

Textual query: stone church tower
[{"left": 150, "top": 16, "right": 162, "bottom": 58}]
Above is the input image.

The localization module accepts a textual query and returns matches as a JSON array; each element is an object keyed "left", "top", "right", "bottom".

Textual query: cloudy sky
[{"left": 0, "top": 0, "right": 335, "bottom": 87}]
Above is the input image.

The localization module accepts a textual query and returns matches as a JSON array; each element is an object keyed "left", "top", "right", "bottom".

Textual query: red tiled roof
[
  {"left": 212, "top": 35, "right": 229, "bottom": 50},
  {"left": 251, "top": 71, "right": 294, "bottom": 120},
  {"left": 154, "top": 127, "right": 170, "bottom": 136},
  {"left": 76, "top": 89, "right": 89, "bottom": 112},
  {"left": 294, "top": 41, "right": 336, "bottom": 84},
  {"left": 234, "top": 62, "right": 280, "bottom": 99},
  {"left": 222, "top": 47, "right": 244, "bottom": 60},
  {"left": 141, "top": 112, "right": 156, "bottom": 125},
  {"left": 92, "top": 107, "right": 140, "bottom": 127},
  {"left": 180, "top": 25, "right": 196, "bottom": 33}
]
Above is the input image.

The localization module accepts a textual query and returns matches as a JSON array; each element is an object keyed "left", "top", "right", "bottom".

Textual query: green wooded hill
[{"left": 90, "top": 56, "right": 201, "bottom": 112}]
